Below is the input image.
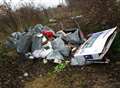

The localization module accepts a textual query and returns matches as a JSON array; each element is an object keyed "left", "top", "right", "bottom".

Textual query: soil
[{"left": 0, "top": 54, "right": 120, "bottom": 88}]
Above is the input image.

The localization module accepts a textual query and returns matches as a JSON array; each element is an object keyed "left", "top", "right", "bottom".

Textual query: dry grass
[{"left": 0, "top": 2, "right": 50, "bottom": 34}]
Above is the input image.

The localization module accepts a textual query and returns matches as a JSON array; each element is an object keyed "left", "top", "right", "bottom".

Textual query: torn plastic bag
[
  {"left": 6, "top": 32, "right": 23, "bottom": 48},
  {"left": 51, "top": 37, "right": 70, "bottom": 57},
  {"left": 16, "top": 32, "right": 32, "bottom": 53},
  {"left": 46, "top": 50, "right": 64, "bottom": 60},
  {"left": 63, "top": 29, "right": 84, "bottom": 45}
]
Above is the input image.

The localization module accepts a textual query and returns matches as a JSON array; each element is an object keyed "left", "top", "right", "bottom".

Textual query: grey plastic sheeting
[
  {"left": 6, "top": 24, "right": 44, "bottom": 53},
  {"left": 63, "top": 29, "right": 84, "bottom": 45},
  {"left": 51, "top": 37, "right": 70, "bottom": 57},
  {"left": 47, "top": 50, "right": 64, "bottom": 60},
  {"left": 32, "top": 34, "right": 42, "bottom": 52},
  {"left": 6, "top": 32, "right": 22, "bottom": 48},
  {"left": 16, "top": 32, "right": 32, "bottom": 53}
]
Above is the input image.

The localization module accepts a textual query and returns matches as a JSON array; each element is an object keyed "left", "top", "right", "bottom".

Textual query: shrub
[{"left": 0, "top": 1, "right": 49, "bottom": 34}]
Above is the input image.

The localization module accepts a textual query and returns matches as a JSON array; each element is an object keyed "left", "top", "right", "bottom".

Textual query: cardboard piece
[{"left": 71, "top": 27, "right": 117, "bottom": 65}]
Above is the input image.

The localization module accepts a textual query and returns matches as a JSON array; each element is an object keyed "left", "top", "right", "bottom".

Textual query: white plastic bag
[{"left": 32, "top": 48, "right": 53, "bottom": 58}]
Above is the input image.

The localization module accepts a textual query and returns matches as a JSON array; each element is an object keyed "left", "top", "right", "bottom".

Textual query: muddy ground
[{"left": 0, "top": 54, "right": 120, "bottom": 88}]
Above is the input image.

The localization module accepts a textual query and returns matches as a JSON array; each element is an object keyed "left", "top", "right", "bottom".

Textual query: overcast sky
[{"left": 0, "top": 0, "right": 67, "bottom": 9}]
